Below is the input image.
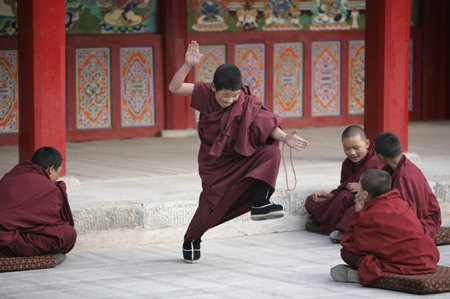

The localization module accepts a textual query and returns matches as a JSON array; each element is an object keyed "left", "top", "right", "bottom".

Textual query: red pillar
[
  {"left": 162, "top": 0, "right": 189, "bottom": 130},
  {"left": 17, "top": 0, "right": 66, "bottom": 174},
  {"left": 364, "top": 0, "right": 411, "bottom": 152}
]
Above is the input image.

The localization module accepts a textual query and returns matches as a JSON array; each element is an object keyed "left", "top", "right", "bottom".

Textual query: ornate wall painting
[
  {"left": 194, "top": 45, "right": 226, "bottom": 122},
  {"left": 235, "top": 43, "right": 265, "bottom": 103},
  {"left": 120, "top": 47, "right": 155, "bottom": 127},
  {"left": 76, "top": 48, "right": 111, "bottom": 129},
  {"left": 65, "top": 0, "right": 157, "bottom": 34},
  {"left": 0, "top": 50, "right": 18, "bottom": 133},
  {"left": 310, "top": 0, "right": 350, "bottom": 30},
  {"left": 273, "top": 42, "right": 303, "bottom": 118},
  {"left": 312, "top": 41, "right": 341, "bottom": 116},
  {"left": 349, "top": 40, "right": 364, "bottom": 115},
  {"left": 409, "top": 38, "right": 414, "bottom": 112},
  {"left": 188, "top": 0, "right": 229, "bottom": 32}
]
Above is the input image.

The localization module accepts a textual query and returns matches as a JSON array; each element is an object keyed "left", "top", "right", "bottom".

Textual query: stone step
[{"left": 71, "top": 181, "right": 450, "bottom": 251}]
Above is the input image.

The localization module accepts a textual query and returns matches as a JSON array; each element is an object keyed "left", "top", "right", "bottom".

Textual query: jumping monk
[
  {"left": 169, "top": 41, "right": 309, "bottom": 263},
  {"left": 0, "top": 147, "right": 77, "bottom": 264},
  {"left": 331, "top": 169, "right": 439, "bottom": 286},
  {"left": 305, "top": 125, "right": 383, "bottom": 243},
  {"left": 374, "top": 132, "right": 441, "bottom": 240}
]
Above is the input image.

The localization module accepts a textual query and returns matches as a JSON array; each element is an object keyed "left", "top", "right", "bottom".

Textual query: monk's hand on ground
[
  {"left": 285, "top": 130, "right": 309, "bottom": 151},
  {"left": 346, "top": 182, "right": 359, "bottom": 193},
  {"left": 355, "top": 194, "right": 366, "bottom": 212},
  {"left": 185, "top": 41, "right": 203, "bottom": 67},
  {"left": 311, "top": 191, "right": 333, "bottom": 202}
]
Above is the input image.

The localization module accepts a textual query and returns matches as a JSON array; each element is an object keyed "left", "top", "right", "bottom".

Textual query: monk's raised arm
[{"left": 168, "top": 41, "right": 203, "bottom": 97}]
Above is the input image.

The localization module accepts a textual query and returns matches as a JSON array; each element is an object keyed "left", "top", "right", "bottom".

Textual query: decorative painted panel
[
  {"left": 409, "top": 38, "right": 414, "bottom": 112},
  {"left": 120, "top": 47, "right": 155, "bottom": 127},
  {"left": 349, "top": 40, "right": 365, "bottom": 115},
  {"left": 195, "top": 45, "right": 226, "bottom": 122},
  {"left": 76, "top": 48, "right": 111, "bottom": 129},
  {"left": 235, "top": 43, "right": 265, "bottom": 103},
  {"left": 312, "top": 41, "right": 341, "bottom": 116},
  {"left": 273, "top": 42, "right": 303, "bottom": 118},
  {"left": 0, "top": 50, "right": 18, "bottom": 133},
  {"left": 187, "top": 0, "right": 370, "bottom": 33}
]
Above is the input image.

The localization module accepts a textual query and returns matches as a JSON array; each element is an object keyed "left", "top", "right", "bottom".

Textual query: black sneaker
[
  {"left": 306, "top": 217, "right": 321, "bottom": 229},
  {"left": 182, "top": 238, "right": 201, "bottom": 263},
  {"left": 251, "top": 203, "right": 285, "bottom": 221}
]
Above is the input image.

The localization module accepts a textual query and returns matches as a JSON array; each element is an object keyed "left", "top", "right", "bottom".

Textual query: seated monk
[
  {"left": 305, "top": 125, "right": 383, "bottom": 243},
  {"left": 0, "top": 147, "right": 77, "bottom": 264},
  {"left": 374, "top": 132, "right": 441, "bottom": 240},
  {"left": 331, "top": 169, "right": 439, "bottom": 286}
]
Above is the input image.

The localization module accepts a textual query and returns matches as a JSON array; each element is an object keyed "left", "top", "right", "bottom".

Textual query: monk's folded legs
[
  {"left": 340, "top": 248, "right": 361, "bottom": 269},
  {"left": 0, "top": 224, "right": 77, "bottom": 257}
]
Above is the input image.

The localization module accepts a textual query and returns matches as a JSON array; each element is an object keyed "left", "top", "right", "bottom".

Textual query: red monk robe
[
  {"left": 383, "top": 155, "right": 441, "bottom": 240},
  {"left": 184, "top": 82, "right": 282, "bottom": 241},
  {"left": 305, "top": 148, "right": 383, "bottom": 231},
  {"left": 341, "top": 189, "right": 439, "bottom": 286},
  {"left": 0, "top": 162, "right": 77, "bottom": 257}
]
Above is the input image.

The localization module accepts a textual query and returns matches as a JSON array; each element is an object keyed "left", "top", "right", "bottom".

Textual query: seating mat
[
  {"left": 436, "top": 227, "right": 450, "bottom": 246},
  {"left": 0, "top": 255, "right": 57, "bottom": 272},
  {"left": 370, "top": 266, "right": 450, "bottom": 294},
  {"left": 305, "top": 223, "right": 333, "bottom": 236}
]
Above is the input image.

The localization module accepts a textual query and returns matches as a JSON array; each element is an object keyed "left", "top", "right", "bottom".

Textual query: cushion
[
  {"left": 305, "top": 222, "right": 333, "bottom": 236},
  {"left": 0, "top": 256, "right": 57, "bottom": 272},
  {"left": 436, "top": 227, "right": 450, "bottom": 246},
  {"left": 370, "top": 266, "right": 450, "bottom": 294}
]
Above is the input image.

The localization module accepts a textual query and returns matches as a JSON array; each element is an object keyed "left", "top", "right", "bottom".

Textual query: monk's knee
[{"left": 58, "top": 225, "right": 77, "bottom": 253}]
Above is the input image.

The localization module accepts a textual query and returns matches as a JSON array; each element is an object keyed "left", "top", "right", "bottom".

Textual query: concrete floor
[{"left": 1, "top": 231, "right": 450, "bottom": 299}]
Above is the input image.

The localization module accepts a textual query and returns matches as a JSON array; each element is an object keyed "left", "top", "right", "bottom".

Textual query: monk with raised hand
[
  {"left": 331, "top": 169, "right": 439, "bottom": 285},
  {"left": 0, "top": 147, "right": 77, "bottom": 264},
  {"left": 305, "top": 125, "right": 383, "bottom": 243},
  {"left": 374, "top": 132, "right": 441, "bottom": 240},
  {"left": 169, "top": 41, "right": 308, "bottom": 263}
]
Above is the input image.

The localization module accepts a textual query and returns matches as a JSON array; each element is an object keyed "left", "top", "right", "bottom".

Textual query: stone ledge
[{"left": 160, "top": 128, "right": 198, "bottom": 138}]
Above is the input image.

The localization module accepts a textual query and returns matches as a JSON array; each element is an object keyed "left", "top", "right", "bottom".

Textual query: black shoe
[
  {"left": 182, "top": 238, "right": 201, "bottom": 263},
  {"left": 251, "top": 203, "right": 285, "bottom": 221},
  {"left": 306, "top": 217, "right": 321, "bottom": 229}
]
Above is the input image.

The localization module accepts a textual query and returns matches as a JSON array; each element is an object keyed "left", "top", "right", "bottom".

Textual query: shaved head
[
  {"left": 360, "top": 169, "right": 392, "bottom": 198},
  {"left": 342, "top": 125, "right": 367, "bottom": 141},
  {"left": 374, "top": 132, "right": 402, "bottom": 158}
]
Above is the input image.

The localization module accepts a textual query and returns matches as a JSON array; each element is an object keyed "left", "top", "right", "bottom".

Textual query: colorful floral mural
[
  {"left": 349, "top": 40, "right": 364, "bottom": 115},
  {"left": 0, "top": 50, "right": 18, "bottom": 133},
  {"left": 76, "top": 48, "right": 111, "bottom": 129},
  {"left": 273, "top": 42, "right": 303, "bottom": 117},
  {"left": 235, "top": 43, "right": 265, "bottom": 103},
  {"left": 121, "top": 47, "right": 155, "bottom": 127},
  {"left": 312, "top": 41, "right": 341, "bottom": 116}
]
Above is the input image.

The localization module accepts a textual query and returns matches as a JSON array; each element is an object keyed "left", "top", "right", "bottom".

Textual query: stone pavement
[
  {"left": 1, "top": 230, "right": 450, "bottom": 299},
  {"left": 0, "top": 121, "right": 449, "bottom": 250}
]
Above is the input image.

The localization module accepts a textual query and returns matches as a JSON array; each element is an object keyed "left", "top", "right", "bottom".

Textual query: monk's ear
[
  {"left": 363, "top": 190, "right": 369, "bottom": 200},
  {"left": 211, "top": 83, "right": 216, "bottom": 92},
  {"left": 365, "top": 139, "right": 370, "bottom": 149},
  {"left": 45, "top": 166, "right": 53, "bottom": 175}
]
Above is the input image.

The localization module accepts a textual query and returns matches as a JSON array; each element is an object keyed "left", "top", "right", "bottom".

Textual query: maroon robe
[
  {"left": 383, "top": 155, "right": 441, "bottom": 240},
  {"left": 0, "top": 162, "right": 77, "bottom": 257},
  {"left": 341, "top": 189, "right": 439, "bottom": 286},
  {"left": 305, "top": 148, "right": 383, "bottom": 231},
  {"left": 184, "top": 82, "right": 282, "bottom": 241}
]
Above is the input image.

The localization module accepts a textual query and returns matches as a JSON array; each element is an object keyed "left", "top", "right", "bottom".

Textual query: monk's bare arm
[
  {"left": 168, "top": 41, "right": 203, "bottom": 96},
  {"left": 270, "top": 127, "right": 309, "bottom": 151}
]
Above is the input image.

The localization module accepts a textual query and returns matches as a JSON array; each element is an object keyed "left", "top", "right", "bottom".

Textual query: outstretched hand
[
  {"left": 185, "top": 41, "right": 203, "bottom": 67},
  {"left": 285, "top": 130, "right": 309, "bottom": 151}
]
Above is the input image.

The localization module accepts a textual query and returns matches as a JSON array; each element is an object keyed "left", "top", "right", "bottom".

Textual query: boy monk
[
  {"left": 374, "top": 132, "right": 441, "bottom": 240},
  {"left": 305, "top": 125, "right": 382, "bottom": 243},
  {"left": 0, "top": 147, "right": 77, "bottom": 263},
  {"left": 331, "top": 169, "right": 439, "bottom": 286},
  {"left": 169, "top": 41, "right": 308, "bottom": 263}
]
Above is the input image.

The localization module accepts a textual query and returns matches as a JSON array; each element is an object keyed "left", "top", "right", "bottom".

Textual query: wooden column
[
  {"left": 162, "top": 0, "right": 189, "bottom": 130},
  {"left": 17, "top": 0, "right": 66, "bottom": 174},
  {"left": 364, "top": 0, "right": 411, "bottom": 152}
]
